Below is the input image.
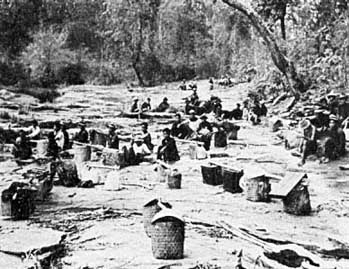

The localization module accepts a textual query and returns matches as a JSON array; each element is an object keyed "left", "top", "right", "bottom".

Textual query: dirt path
[{"left": 1, "top": 81, "right": 349, "bottom": 268}]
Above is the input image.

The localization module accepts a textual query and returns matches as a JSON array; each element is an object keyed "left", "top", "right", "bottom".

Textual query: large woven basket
[
  {"left": 244, "top": 176, "right": 270, "bottom": 202},
  {"left": 143, "top": 199, "right": 172, "bottom": 237},
  {"left": 167, "top": 170, "right": 182, "bottom": 189},
  {"left": 222, "top": 168, "right": 243, "bottom": 193},
  {"left": 151, "top": 213, "right": 185, "bottom": 260},
  {"left": 56, "top": 160, "right": 80, "bottom": 187},
  {"left": 201, "top": 164, "right": 222, "bottom": 186},
  {"left": 283, "top": 183, "right": 311, "bottom": 215}
]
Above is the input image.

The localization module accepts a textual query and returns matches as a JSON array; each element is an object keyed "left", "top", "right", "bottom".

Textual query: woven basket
[
  {"left": 151, "top": 216, "right": 185, "bottom": 259},
  {"left": 201, "top": 165, "right": 222, "bottom": 186},
  {"left": 283, "top": 184, "right": 311, "bottom": 215},
  {"left": 222, "top": 168, "right": 243, "bottom": 193},
  {"left": 244, "top": 176, "right": 270, "bottom": 202},
  {"left": 56, "top": 160, "right": 80, "bottom": 187},
  {"left": 74, "top": 145, "right": 91, "bottom": 164},
  {"left": 167, "top": 170, "right": 182, "bottom": 189},
  {"left": 1, "top": 188, "right": 35, "bottom": 220},
  {"left": 143, "top": 199, "right": 172, "bottom": 237},
  {"left": 102, "top": 148, "right": 126, "bottom": 168}
]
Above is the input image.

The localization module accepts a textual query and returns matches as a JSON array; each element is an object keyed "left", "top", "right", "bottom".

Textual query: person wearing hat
[
  {"left": 337, "top": 93, "right": 349, "bottom": 122},
  {"left": 26, "top": 119, "right": 41, "bottom": 140},
  {"left": 327, "top": 91, "right": 339, "bottom": 115},
  {"left": 189, "top": 88, "right": 199, "bottom": 106},
  {"left": 157, "top": 128, "right": 180, "bottom": 163},
  {"left": 141, "top": 97, "right": 151, "bottom": 112},
  {"left": 185, "top": 110, "right": 200, "bottom": 138},
  {"left": 12, "top": 130, "right": 32, "bottom": 160},
  {"left": 197, "top": 114, "right": 213, "bottom": 150},
  {"left": 179, "top": 79, "right": 187, "bottom": 91},
  {"left": 155, "top": 97, "right": 170, "bottom": 112},
  {"left": 171, "top": 113, "right": 189, "bottom": 139},
  {"left": 322, "top": 114, "right": 346, "bottom": 162},
  {"left": 298, "top": 119, "right": 317, "bottom": 166},
  {"left": 311, "top": 109, "right": 329, "bottom": 133},
  {"left": 231, "top": 103, "right": 243, "bottom": 120},
  {"left": 130, "top": 135, "right": 151, "bottom": 164},
  {"left": 107, "top": 124, "right": 119, "bottom": 149},
  {"left": 74, "top": 122, "right": 89, "bottom": 144},
  {"left": 130, "top": 97, "right": 140, "bottom": 113}
]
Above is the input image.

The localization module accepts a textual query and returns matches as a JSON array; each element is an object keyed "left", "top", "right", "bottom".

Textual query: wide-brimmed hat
[
  {"left": 189, "top": 109, "right": 195, "bottom": 114},
  {"left": 329, "top": 114, "right": 338, "bottom": 121},
  {"left": 299, "top": 119, "right": 311, "bottom": 129},
  {"left": 133, "top": 97, "right": 139, "bottom": 101}
]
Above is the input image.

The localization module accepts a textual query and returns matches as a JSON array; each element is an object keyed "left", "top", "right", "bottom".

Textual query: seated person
[
  {"left": 12, "top": 130, "right": 32, "bottom": 160},
  {"left": 107, "top": 124, "right": 119, "bottom": 149},
  {"left": 171, "top": 113, "right": 189, "bottom": 139},
  {"left": 62, "top": 124, "right": 70, "bottom": 150},
  {"left": 46, "top": 131, "right": 60, "bottom": 159},
  {"left": 157, "top": 128, "right": 180, "bottom": 163},
  {"left": 231, "top": 103, "right": 243, "bottom": 120},
  {"left": 179, "top": 80, "right": 187, "bottom": 91},
  {"left": 74, "top": 122, "right": 89, "bottom": 144},
  {"left": 185, "top": 110, "right": 200, "bottom": 139},
  {"left": 131, "top": 136, "right": 151, "bottom": 164},
  {"left": 141, "top": 122, "right": 153, "bottom": 151},
  {"left": 141, "top": 97, "right": 151, "bottom": 112},
  {"left": 155, "top": 97, "right": 170, "bottom": 112},
  {"left": 337, "top": 94, "right": 349, "bottom": 122},
  {"left": 298, "top": 119, "right": 317, "bottom": 166},
  {"left": 197, "top": 115, "right": 213, "bottom": 151},
  {"left": 53, "top": 121, "right": 64, "bottom": 151},
  {"left": 189, "top": 89, "right": 199, "bottom": 106},
  {"left": 26, "top": 120, "right": 41, "bottom": 140},
  {"left": 130, "top": 97, "right": 140, "bottom": 113},
  {"left": 260, "top": 101, "right": 268, "bottom": 117}
]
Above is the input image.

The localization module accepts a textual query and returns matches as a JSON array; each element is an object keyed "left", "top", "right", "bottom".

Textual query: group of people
[
  {"left": 130, "top": 97, "right": 170, "bottom": 113},
  {"left": 297, "top": 91, "right": 349, "bottom": 165}
]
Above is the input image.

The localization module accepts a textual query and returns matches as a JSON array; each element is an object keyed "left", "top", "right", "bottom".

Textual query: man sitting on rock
[
  {"left": 197, "top": 115, "right": 213, "bottom": 151},
  {"left": 74, "top": 122, "right": 89, "bottom": 144},
  {"left": 157, "top": 128, "right": 180, "bottom": 163},
  {"left": 141, "top": 97, "right": 151, "bottom": 112},
  {"left": 171, "top": 113, "right": 189, "bottom": 139},
  {"left": 230, "top": 103, "right": 243, "bottom": 120},
  {"left": 155, "top": 97, "right": 170, "bottom": 112},
  {"left": 131, "top": 136, "right": 151, "bottom": 164},
  {"left": 107, "top": 124, "right": 119, "bottom": 149},
  {"left": 26, "top": 120, "right": 41, "bottom": 140},
  {"left": 141, "top": 122, "right": 153, "bottom": 151},
  {"left": 12, "top": 130, "right": 32, "bottom": 160},
  {"left": 130, "top": 97, "right": 140, "bottom": 113},
  {"left": 298, "top": 119, "right": 317, "bottom": 166}
]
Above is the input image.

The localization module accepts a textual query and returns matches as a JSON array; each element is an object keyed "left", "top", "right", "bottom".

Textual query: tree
[{"left": 220, "top": 0, "right": 304, "bottom": 97}]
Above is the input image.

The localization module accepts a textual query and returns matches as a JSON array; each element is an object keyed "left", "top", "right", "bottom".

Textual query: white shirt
[{"left": 133, "top": 143, "right": 151, "bottom": 155}]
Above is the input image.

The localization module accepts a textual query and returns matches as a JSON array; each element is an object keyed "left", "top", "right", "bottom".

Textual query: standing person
[
  {"left": 130, "top": 97, "right": 140, "bottom": 113},
  {"left": 74, "top": 122, "right": 89, "bottom": 144},
  {"left": 157, "top": 128, "right": 180, "bottom": 163},
  {"left": 231, "top": 103, "right": 243, "bottom": 120},
  {"left": 62, "top": 124, "right": 70, "bottom": 150},
  {"left": 140, "top": 122, "right": 153, "bottom": 151},
  {"left": 141, "top": 97, "right": 151, "bottom": 112},
  {"left": 298, "top": 119, "right": 317, "bottom": 166},
  {"left": 107, "top": 124, "right": 119, "bottom": 149},
  {"left": 12, "top": 130, "right": 32, "bottom": 160},
  {"left": 53, "top": 121, "right": 64, "bottom": 151},
  {"left": 26, "top": 120, "right": 41, "bottom": 140}
]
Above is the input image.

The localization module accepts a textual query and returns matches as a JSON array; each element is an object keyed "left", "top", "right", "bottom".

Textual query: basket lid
[
  {"left": 151, "top": 209, "right": 184, "bottom": 224},
  {"left": 143, "top": 198, "right": 172, "bottom": 209}
]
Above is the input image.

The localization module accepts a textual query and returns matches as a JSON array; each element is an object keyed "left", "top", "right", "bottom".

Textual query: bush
[
  {"left": 57, "top": 63, "right": 85, "bottom": 85},
  {"left": 0, "top": 62, "right": 27, "bottom": 86}
]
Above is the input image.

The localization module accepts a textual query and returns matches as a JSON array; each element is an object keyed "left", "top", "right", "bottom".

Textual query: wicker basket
[
  {"left": 74, "top": 145, "right": 91, "bottom": 164},
  {"left": 283, "top": 183, "right": 311, "bottom": 215},
  {"left": 102, "top": 148, "right": 126, "bottom": 168},
  {"left": 143, "top": 199, "right": 172, "bottom": 237},
  {"left": 167, "top": 170, "right": 182, "bottom": 189},
  {"left": 56, "top": 160, "right": 80, "bottom": 187},
  {"left": 151, "top": 212, "right": 185, "bottom": 260},
  {"left": 201, "top": 164, "right": 222, "bottom": 186},
  {"left": 1, "top": 187, "right": 35, "bottom": 220},
  {"left": 244, "top": 176, "right": 271, "bottom": 202},
  {"left": 222, "top": 168, "right": 243, "bottom": 193}
]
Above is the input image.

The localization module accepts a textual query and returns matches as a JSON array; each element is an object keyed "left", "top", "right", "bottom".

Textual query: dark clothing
[
  {"left": 328, "top": 100, "right": 339, "bottom": 115},
  {"left": 75, "top": 129, "right": 89, "bottom": 144},
  {"left": 142, "top": 132, "right": 154, "bottom": 151},
  {"left": 329, "top": 127, "right": 346, "bottom": 157},
  {"left": 141, "top": 102, "right": 151, "bottom": 112},
  {"left": 338, "top": 103, "right": 349, "bottom": 122},
  {"left": 47, "top": 133, "right": 59, "bottom": 159},
  {"left": 62, "top": 130, "right": 70, "bottom": 150},
  {"left": 156, "top": 102, "right": 169, "bottom": 112},
  {"left": 197, "top": 121, "right": 213, "bottom": 151},
  {"left": 213, "top": 103, "right": 222, "bottom": 117},
  {"left": 231, "top": 108, "right": 243, "bottom": 120},
  {"left": 252, "top": 104, "right": 262, "bottom": 117},
  {"left": 198, "top": 121, "right": 213, "bottom": 133},
  {"left": 12, "top": 139, "right": 32, "bottom": 160},
  {"left": 190, "top": 93, "right": 199, "bottom": 106},
  {"left": 171, "top": 121, "right": 188, "bottom": 139},
  {"left": 157, "top": 136, "right": 180, "bottom": 162},
  {"left": 108, "top": 133, "right": 119, "bottom": 149},
  {"left": 131, "top": 102, "right": 139, "bottom": 113},
  {"left": 261, "top": 104, "right": 268, "bottom": 117}
]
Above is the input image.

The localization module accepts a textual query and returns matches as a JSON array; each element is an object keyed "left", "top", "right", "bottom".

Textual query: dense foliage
[{"left": 0, "top": 0, "right": 348, "bottom": 89}]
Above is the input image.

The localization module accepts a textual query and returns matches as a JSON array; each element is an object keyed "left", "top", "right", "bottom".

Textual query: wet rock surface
[{"left": 1, "top": 81, "right": 349, "bottom": 268}]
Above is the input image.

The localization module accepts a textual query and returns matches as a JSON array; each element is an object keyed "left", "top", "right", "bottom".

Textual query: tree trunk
[{"left": 221, "top": 0, "right": 304, "bottom": 97}]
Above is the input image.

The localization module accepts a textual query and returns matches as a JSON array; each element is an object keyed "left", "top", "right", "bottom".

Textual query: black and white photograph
[{"left": 0, "top": 0, "right": 349, "bottom": 268}]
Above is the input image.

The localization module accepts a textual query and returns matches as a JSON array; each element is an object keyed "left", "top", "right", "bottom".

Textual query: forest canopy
[{"left": 0, "top": 0, "right": 348, "bottom": 92}]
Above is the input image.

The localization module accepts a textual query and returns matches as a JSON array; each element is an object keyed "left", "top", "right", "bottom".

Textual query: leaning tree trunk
[{"left": 221, "top": 0, "right": 304, "bottom": 98}]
